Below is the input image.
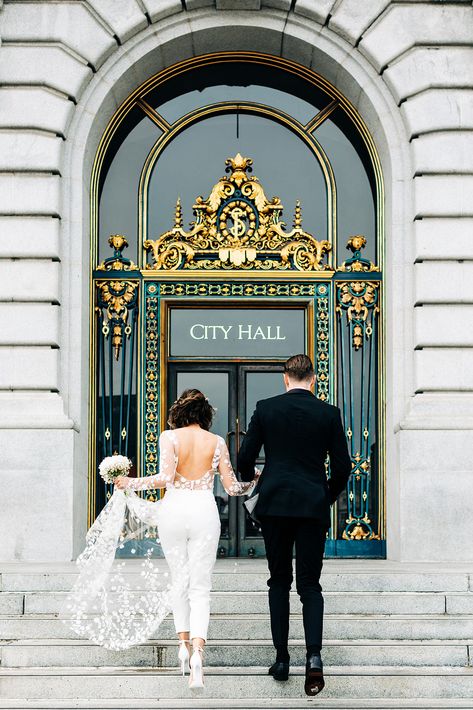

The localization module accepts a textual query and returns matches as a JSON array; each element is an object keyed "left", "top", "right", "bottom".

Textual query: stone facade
[{"left": 0, "top": 0, "right": 472, "bottom": 563}]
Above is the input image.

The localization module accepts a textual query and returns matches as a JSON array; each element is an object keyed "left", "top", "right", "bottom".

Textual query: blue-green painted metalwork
[{"left": 93, "top": 240, "right": 140, "bottom": 518}]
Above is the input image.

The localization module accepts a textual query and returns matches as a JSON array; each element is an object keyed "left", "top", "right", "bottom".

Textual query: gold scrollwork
[
  {"left": 336, "top": 281, "right": 379, "bottom": 350},
  {"left": 97, "top": 280, "right": 138, "bottom": 360},
  {"left": 144, "top": 154, "right": 332, "bottom": 272},
  {"left": 342, "top": 514, "right": 380, "bottom": 541}
]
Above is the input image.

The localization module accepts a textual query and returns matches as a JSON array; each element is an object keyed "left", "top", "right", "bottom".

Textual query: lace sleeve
[
  {"left": 216, "top": 437, "right": 259, "bottom": 496},
  {"left": 127, "top": 431, "right": 177, "bottom": 491}
]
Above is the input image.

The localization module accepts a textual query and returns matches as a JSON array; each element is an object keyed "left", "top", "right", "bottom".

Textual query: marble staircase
[{"left": 1, "top": 560, "right": 473, "bottom": 709}]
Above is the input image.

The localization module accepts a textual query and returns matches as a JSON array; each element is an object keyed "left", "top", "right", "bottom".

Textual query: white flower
[{"left": 98, "top": 455, "right": 132, "bottom": 484}]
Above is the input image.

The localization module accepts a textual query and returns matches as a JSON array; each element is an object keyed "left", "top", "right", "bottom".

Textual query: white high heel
[
  {"left": 189, "top": 647, "right": 204, "bottom": 690},
  {"left": 177, "top": 640, "right": 190, "bottom": 676}
]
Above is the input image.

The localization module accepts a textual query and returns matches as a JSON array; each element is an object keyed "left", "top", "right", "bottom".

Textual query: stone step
[
  {"left": 1, "top": 614, "right": 473, "bottom": 641},
  {"left": 1, "top": 666, "right": 473, "bottom": 700},
  {"left": 1, "top": 701, "right": 473, "bottom": 710},
  {"left": 1, "top": 561, "right": 471, "bottom": 593},
  {"left": 4, "top": 590, "right": 471, "bottom": 616},
  {"left": 0, "top": 638, "right": 468, "bottom": 668},
  {"left": 4, "top": 591, "right": 473, "bottom": 617}
]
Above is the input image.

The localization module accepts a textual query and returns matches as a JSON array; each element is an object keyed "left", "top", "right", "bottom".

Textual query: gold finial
[
  {"left": 293, "top": 200, "right": 302, "bottom": 230},
  {"left": 225, "top": 153, "right": 253, "bottom": 187},
  {"left": 108, "top": 234, "right": 128, "bottom": 254},
  {"left": 347, "top": 235, "right": 367, "bottom": 254},
  {"left": 174, "top": 197, "right": 183, "bottom": 228}
]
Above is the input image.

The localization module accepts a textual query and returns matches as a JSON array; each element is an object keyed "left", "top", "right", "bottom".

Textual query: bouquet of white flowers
[{"left": 99, "top": 455, "right": 132, "bottom": 484}]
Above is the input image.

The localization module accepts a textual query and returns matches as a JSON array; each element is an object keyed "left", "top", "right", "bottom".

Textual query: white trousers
[{"left": 158, "top": 488, "right": 221, "bottom": 641}]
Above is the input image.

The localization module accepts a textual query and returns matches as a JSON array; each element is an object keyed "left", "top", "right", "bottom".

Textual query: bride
[{"left": 91, "top": 388, "right": 259, "bottom": 690}]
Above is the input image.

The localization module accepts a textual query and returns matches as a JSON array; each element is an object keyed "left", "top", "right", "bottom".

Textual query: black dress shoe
[
  {"left": 268, "top": 661, "right": 289, "bottom": 681},
  {"left": 304, "top": 653, "right": 325, "bottom": 696}
]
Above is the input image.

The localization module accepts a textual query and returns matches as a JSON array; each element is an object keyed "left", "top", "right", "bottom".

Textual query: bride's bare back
[{"left": 173, "top": 425, "right": 219, "bottom": 480}]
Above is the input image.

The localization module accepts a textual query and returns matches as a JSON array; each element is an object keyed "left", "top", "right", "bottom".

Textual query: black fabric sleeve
[
  {"left": 327, "top": 407, "right": 352, "bottom": 504},
  {"left": 237, "top": 403, "right": 264, "bottom": 482}
]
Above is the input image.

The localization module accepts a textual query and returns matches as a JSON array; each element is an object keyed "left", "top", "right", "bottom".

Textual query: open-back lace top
[{"left": 126, "top": 430, "right": 258, "bottom": 495}]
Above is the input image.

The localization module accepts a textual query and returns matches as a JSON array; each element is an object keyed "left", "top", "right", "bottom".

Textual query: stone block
[
  {"left": 402, "top": 89, "right": 473, "bottom": 137},
  {"left": 217, "top": 0, "right": 260, "bottom": 8},
  {"left": 0, "top": 131, "right": 62, "bottom": 173},
  {"left": 414, "top": 175, "right": 473, "bottom": 218},
  {"left": 140, "top": 0, "right": 182, "bottom": 23},
  {"left": 415, "top": 304, "right": 473, "bottom": 347},
  {"left": 0, "top": 174, "right": 61, "bottom": 217},
  {"left": 0, "top": 429, "right": 75, "bottom": 562},
  {"left": 415, "top": 262, "right": 473, "bottom": 304},
  {"left": 0, "top": 392, "right": 72, "bottom": 429},
  {"left": 329, "top": 0, "right": 390, "bottom": 45},
  {"left": 414, "top": 349, "right": 473, "bottom": 392},
  {"left": 412, "top": 132, "right": 473, "bottom": 175},
  {"left": 0, "top": 88, "right": 74, "bottom": 137},
  {"left": 0, "top": 45, "right": 91, "bottom": 101},
  {"left": 0, "top": 594, "right": 23, "bottom": 614},
  {"left": 190, "top": 8, "right": 285, "bottom": 56},
  {"left": 0, "top": 260, "right": 59, "bottom": 302},
  {"left": 0, "top": 304, "right": 59, "bottom": 345},
  {"left": 0, "top": 2, "right": 116, "bottom": 69},
  {"left": 88, "top": 0, "right": 147, "bottom": 42},
  {"left": 414, "top": 218, "right": 473, "bottom": 261},
  {"left": 447, "top": 594, "right": 473, "bottom": 614},
  {"left": 0, "top": 347, "right": 58, "bottom": 390},
  {"left": 399, "top": 448, "right": 473, "bottom": 562},
  {"left": 262, "top": 0, "right": 291, "bottom": 10},
  {"left": 385, "top": 48, "right": 473, "bottom": 105},
  {"left": 294, "top": 0, "right": 335, "bottom": 25},
  {"left": 186, "top": 0, "right": 214, "bottom": 8},
  {"left": 360, "top": 4, "right": 473, "bottom": 72},
  {"left": 0, "top": 217, "right": 60, "bottom": 259},
  {"left": 398, "top": 425, "right": 473, "bottom": 474}
]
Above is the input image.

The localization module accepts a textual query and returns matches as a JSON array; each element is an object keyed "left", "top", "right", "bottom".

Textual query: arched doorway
[{"left": 89, "top": 53, "right": 384, "bottom": 558}]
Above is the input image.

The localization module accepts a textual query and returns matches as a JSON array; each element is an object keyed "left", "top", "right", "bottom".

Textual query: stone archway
[{"left": 60, "top": 9, "right": 411, "bottom": 560}]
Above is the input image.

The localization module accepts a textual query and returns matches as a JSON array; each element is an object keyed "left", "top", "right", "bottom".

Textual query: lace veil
[{"left": 61, "top": 490, "right": 181, "bottom": 651}]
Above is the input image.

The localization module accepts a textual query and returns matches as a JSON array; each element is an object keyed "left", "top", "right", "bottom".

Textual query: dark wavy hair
[{"left": 167, "top": 388, "right": 214, "bottom": 430}]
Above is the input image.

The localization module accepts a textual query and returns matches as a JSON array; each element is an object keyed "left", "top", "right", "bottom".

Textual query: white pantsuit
[{"left": 126, "top": 429, "right": 259, "bottom": 642}]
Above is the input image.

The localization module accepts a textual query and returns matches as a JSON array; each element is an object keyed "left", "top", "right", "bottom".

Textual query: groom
[{"left": 237, "top": 354, "right": 351, "bottom": 696}]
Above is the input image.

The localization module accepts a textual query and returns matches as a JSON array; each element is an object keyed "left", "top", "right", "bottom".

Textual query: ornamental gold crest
[{"left": 143, "top": 154, "right": 332, "bottom": 272}]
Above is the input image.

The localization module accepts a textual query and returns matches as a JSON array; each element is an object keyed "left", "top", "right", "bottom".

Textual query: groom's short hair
[{"left": 284, "top": 354, "right": 315, "bottom": 382}]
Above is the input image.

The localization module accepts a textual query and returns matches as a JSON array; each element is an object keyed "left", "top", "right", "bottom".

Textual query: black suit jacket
[{"left": 237, "top": 389, "right": 352, "bottom": 527}]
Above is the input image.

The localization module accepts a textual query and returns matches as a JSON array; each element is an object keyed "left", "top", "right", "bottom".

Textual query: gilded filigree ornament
[
  {"left": 97, "top": 235, "right": 139, "bottom": 272},
  {"left": 342, "top": 514, "right": 380, "bottom": 541},
  {"left": 144, "top": 155, "right": 332, "bottom": 272},
  {"left": 316, "top": 294, "right": 330, "bottom": 402},
  {"left": 96, "top": 280, "right": 139, "bottom": 360},
  {"left": 337, "top": 235, "right": 379, "bottom": 273},
  {"left": 336, "top": 281, "right": 379, "bottom": 350}
]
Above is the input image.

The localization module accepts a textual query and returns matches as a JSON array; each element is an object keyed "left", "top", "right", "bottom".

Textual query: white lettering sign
[{"left": 190, "top": 324, "right": 286, "bottom": 341}]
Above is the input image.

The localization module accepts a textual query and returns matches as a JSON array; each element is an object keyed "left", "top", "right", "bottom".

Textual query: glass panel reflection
[
  {"left": 98, "top": 109, "right": 161, "bottom": 264},
  {"left": 145, "top": 61, "right": 330, "bottom": 125},
  {"left": 313, "top": 108, "right": 377, "bottom": 264}
]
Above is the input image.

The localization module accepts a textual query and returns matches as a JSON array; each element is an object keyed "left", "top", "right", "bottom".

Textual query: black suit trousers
[{"left": 259, "top": 516, "right": 328, "bottom": 656}]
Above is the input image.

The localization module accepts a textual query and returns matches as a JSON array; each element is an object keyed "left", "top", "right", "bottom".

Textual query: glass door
[{"left": 168, "top": 362, "right": 284, "bottom": 557}]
